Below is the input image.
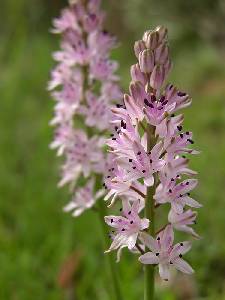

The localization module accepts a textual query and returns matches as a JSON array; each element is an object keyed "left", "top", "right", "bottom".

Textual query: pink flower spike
[
  {"left": 154, "top": 178, "right": 201, "bottom": 214},
  {"left": 103, "top": 25, "right": 200, "bottom": 286},
  {"left": 49, "top": 0, "right": 122, "bottom": 220}
]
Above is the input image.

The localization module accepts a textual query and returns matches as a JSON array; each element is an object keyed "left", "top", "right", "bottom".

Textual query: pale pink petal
[
  {"left": 144, "top": 176, "right": 154, "bottom": 186},
  {"left": 105, "top": 234, "right": 128, "bottom": 252},
  {"left": 159, "top": 263, "right": 170, "bottom": 281},
  {"left": 139, "top": 252, "right": 160, "bottom": 265},
  {"left": 158, "top": 225, "right": 174, "bottom": 250},
  {"left": 72, "top": 208, "right": 84, "bottom": 217},
  {"left": 140, "top": 218, "right": 150, "bottom": 230},
  {"left": 104, "top": 216, "right": 127, "bottom": 228},
  {"left": 170, "top": 241, "right": 192, "bottom": 259},
  {"left": 173, "top": 258, "right": 194, "bottom": 274},
  {"left": 127, "top": 233, "right": 138, "bottom": 249},
  {"left": 139, "top": 232, "right": 160, "bottom": 252},
  {"left": 171, "top": 202, "right": 184, "bottom": 214},
  {"left": 182, "top": 196, "right": 202, "bottom": 208},
  {"left": 175, "top": 224, "right": 200, "bottom": 238}
]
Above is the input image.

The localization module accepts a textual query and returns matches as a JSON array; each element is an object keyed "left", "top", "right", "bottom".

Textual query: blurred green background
[{"left": 1, "top": 0, "right": 225, "bottom": 299}]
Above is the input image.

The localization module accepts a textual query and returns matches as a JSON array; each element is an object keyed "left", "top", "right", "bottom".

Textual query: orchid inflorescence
[
  {"left": 48, "top": 0, "right": 122, "bottom": 217},
  {"left": 103, "top": 26, "right": 202, "bottom": 281}
]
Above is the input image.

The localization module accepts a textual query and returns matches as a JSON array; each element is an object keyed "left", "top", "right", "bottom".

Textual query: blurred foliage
[
  {"left": 119, "top": 0, "right": 225, "bottom": 54},
  {"left": 0, "top": 0, "right": 225, "bottom": 299}
]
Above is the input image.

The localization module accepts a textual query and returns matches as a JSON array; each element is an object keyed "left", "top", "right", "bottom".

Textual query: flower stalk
[{"left": 144, "top": 124, "right": 156, "bottom": 300}]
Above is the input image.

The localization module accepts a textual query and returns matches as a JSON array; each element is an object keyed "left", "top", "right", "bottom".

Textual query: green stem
[
  {"left": 144, "top": 124, "right": 156, "bottom": 300},
  {"left": 98, "top": 199, "right": 123, "bottom": 300}
]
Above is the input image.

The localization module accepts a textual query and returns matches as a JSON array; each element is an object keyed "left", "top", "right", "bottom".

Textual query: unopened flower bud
[
  {"left": 164, "top": 58, "right": 172, "bottom": 76},
  {"left": 165, "top": 83, "right": 177, "bottom": 100},
  {"left": 155, "top": 25, "right": 168, "bottom": 43},
  {"left": 139, "top": 49, "right": 154, "bottom": 73},
  {"left": 69, "top": 0, "right": 78, "bottom": 4},
  {"left": 88, "top": 0, "right": 101, "bottom": 12},
  {"left": 150, "top": 65, "right": 165, "bottom": 89},
  {"left": 155, "top": 44, "right": 169, "bottom": 65},
  {"left": 134, "top": 40, "right": 146, "bottom": 58},
  {"left": 142, "top": 30, "right": 151, "bottom": 43},
  {"left": 130, "top": 64, "right": 148, "bottom": 85},
  {"left": 129, "top": 81, "right": 145, "bottom": 100},
  {"left": 145, "top": 30, "right": 159, "bottom": 50},
  {"left": 83, "top": 13, "right": 99, "bottom": 32}
]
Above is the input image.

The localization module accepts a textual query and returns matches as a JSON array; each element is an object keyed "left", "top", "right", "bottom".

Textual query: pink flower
[
  {"left": 79, "top": 91, "right": 112, "bottom": 130},
  {"left": 58, "top": 131, "right": 104, "bottom": 187},
  {"left": 121, "top": 140, "right": 165, "bottom": 186},
  {"left": 168, "top": 209, "right": 200, "bottom": 238},
  {"left": 104, "top": 166, "right": 146, "bottom": 207},
  {"left": 139, "top": 225, "right": 194, "bottom": 281},
  {"left": 64, "top": 179, "right": 105, "bottom": 217},
  {"left": 143, "top": 95, "right": 176, "bottom": 126},
  {"left": 50, "top": 125, "right": 75, "bottom": 156},
  {"left": 164, "top": 131, "right": 198, "bottom": 157},
  {"left": 51, "top": 8, "right": 80, "bottom": 34},
  {"left": 154, "top": 178, "right": 201, "bottom": 213},
  {"left": 105, "top": 200, "right": 149, "bottom": 252},
  {"left": 155, "top": 114, "right": 184, "bottom": 138}
]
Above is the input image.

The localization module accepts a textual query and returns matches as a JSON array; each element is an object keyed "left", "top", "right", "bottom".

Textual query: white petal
[
  {"left": 182, "top": 196, "right": 202, "bottom": 208},
  {"left": 159, "top": 225, "right": 174, "bottom": 250},
  {"left": 151, "top": 141, "right": 163, "bottom": 159},
  {"left": 127, "top": 233, "right": 138, "bottom": 250},
  {"left": 106, "top": 234, "right": 128, "bottom": 252},
  {"left": 140, "top": 218, "right": 150, "bottom": 230},
  {"left": 159, "top": 263, "right": 171, "bottom": 281},
  {"left": 139, "top": 232, "right": 159, "bottom": 252},
  {"left": 139, "top": 252, "right": 160, "bottom": 265},
  {"left": 144, "top": 176, "right": 154, "bottom": 186},
  {"left": 170, "top": 241, "right": 192, "bottom": 260},
  {"left": 174, "top": 225, "right": 200, "bottom": 239},
  {"left": 171, "top": 202, "right": 184, "bottom": 214},
  {"left": 173, "top": 258, "right": 194, "bottom": 274},
  {"left": 104, "top": 216, "right": 127, "bottom": 228},
  {"left": 72, "top": 208, "right": 84, "bottom": 217},
  {"left": 63, "top": 201, "right": 77, "bottom": 212},
  {"left": 116, "top": 245, "right": 126, "bottom": 263},
  {"left": 95, "top": 189, "right": 105, "bottom": 199}
]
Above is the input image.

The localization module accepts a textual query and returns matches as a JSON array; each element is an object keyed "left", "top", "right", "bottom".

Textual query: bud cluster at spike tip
[
  {"left": 48, "top": 0, "right": 122, "bottom": 216},
  {"left": 103, "top": 26, "right": 202, "bottom": 281}
]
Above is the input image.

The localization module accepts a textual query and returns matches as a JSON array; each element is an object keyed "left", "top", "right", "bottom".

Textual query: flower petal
[
  {"left": 182, "top": 196, "right": 202, "bottom": 208},
  {"left": 140, "top": 218, "right": 150, "bottom": 230},
  {"left": 139, "top": 232, "right": 159, "bottom": 252},
  {"left": 173, "top": 258, "right": 194, "bottom": 274},
  {"left": 144, "top": 176, "right": 154, "bottom": 186},
  {"left": 105, "top": 233, "right": 128, "bottom": 252},
  {"left": 139, "top": 252, "right": 160, "bottom": 265},
  {"left": 159, "top": 263, "right": 170, "bottom": 281},
  {"left": 158, "top": 225, "right": 174, "bottom": 250},
  {"left": 170, "top": 241, "right": 192, "bottom": 260},
  {"left": 127, "top": 233, "right": 138, "bottom": 249}
]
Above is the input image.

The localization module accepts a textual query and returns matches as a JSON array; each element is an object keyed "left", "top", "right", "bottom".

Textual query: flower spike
[{"left": 103, "top": 25, "right": 201, "bottom": 288}]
